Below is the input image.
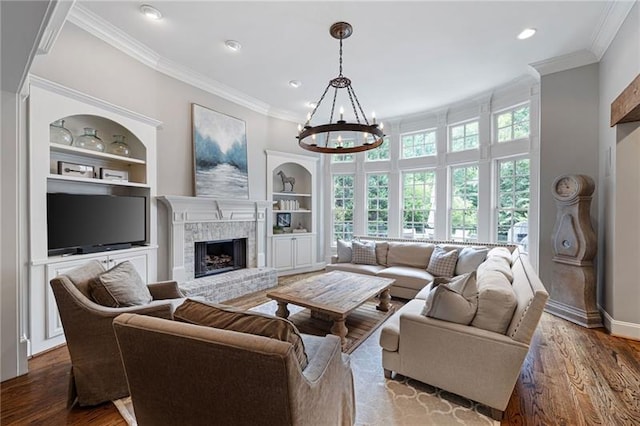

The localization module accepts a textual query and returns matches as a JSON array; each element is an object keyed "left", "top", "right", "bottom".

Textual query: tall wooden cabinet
[
  {"left": 27, "top": 77, "right": 161, "bottom": 354},
  {"left": 266, "top": 150, "right": 322, "bottom": 275}
]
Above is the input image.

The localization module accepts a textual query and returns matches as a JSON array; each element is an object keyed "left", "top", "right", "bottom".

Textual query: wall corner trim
[{"left": 601, "top": 308, "right": 640, "bottom": 341}]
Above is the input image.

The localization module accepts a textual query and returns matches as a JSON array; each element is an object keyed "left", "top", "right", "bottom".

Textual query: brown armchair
[
  {"left": 49, "top": 260, "right": 186, "bottom": 406},
  {"left": 113, "top": 313, "right": 356, "bottom": 426}
]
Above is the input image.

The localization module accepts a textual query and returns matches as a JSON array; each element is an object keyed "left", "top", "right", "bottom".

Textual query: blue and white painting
[{"left": 193, "top": 104, "right": 249, "bottom": 199}]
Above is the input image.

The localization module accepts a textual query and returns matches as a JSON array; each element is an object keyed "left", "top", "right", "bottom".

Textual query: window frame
[
  {"left": 400, "top": 128, "right": 437, "bottom": 159},
  {"left": 331, "top": 173, "right": 355, "bottom": 242},
  {"left": 449, "top": 163, "right": 479, "bottom": 242},
  {"left": 401, "top": 169, "right": 437, "bottom": 239},
  {"left": 365, "top": 172, "right": 390, "bottom": 237},
  {"left": 365, "top": 136, "right": 391, "bottom": 162},
  {"left": 495, "top": 156, "right": 530, "bottom": 252},
  {"left": 448, "top": 119, "right": 480, "bottom": 152},
  {"left": 493, "top": 103, "right": 531, "bottom": 144}
]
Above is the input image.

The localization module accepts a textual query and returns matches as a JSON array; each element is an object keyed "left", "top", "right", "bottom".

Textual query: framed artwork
[
  {"left": 276, "top": 212, "right": 291, "bottom": 228},
  {"left": 192, "top": 103, "right": 249, "bottom": 198}
]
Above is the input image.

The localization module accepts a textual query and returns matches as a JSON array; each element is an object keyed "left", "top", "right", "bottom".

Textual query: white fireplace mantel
[{"left": 158, "top": 195, "right": 271, "bottom": 283}]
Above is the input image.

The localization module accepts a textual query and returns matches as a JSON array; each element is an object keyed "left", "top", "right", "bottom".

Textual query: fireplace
[{"left": 195, "top": 238, "right": 247, "bottom": 278}]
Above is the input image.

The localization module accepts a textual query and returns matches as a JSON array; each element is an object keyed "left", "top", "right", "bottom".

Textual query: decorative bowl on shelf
[
  {"left": 50, "top": 119, "right": 73, "bottom": 145},
  {"left": 74, "top": 127, "right": 105, "bottom": 152},
  {"left": 107, "top": 134, "right": 131, "bottom": 157}
]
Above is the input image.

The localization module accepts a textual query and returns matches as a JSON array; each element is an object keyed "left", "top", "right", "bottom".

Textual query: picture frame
[
  {"left": 192, "top": 103, "right": 249, "bottom": 199},
  {"left": 276, "top": 212, "right": 291, "bottom": 228}
]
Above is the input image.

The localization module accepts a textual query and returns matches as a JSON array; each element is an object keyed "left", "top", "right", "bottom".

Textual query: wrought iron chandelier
[{"left": 297, "top": 22, "right": 385, "bottom": 154}]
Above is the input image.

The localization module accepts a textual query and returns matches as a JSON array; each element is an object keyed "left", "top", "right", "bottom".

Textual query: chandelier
[{"left": 297, "top": 22, "right": 385, "bottom": 154}]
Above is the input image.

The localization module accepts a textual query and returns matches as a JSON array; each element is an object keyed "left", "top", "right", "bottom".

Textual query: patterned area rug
[{"left": 114, "top": 271, "right": 498, "bottom": 425}]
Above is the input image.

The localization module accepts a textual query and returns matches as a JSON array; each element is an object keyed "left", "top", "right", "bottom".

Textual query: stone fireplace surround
[{"left": 158, "top": 196, "right": 277, "bottom": 302}]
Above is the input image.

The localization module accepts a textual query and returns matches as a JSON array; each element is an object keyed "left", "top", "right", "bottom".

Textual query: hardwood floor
[{"left": 2, "top": 301, "right": 639, "bottom": 425}]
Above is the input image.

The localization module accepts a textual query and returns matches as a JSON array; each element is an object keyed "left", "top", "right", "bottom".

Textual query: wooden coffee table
[{"left": 266, "top": 270, "right": 395, "bottom": 347}]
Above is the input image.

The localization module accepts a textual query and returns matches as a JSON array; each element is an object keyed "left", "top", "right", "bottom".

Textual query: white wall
[
  {"left": 598, "top": 3, "right": 640, "bottom": 337},
  {"left": 538, "top": 63, "right": 600, "bottom": 301}
]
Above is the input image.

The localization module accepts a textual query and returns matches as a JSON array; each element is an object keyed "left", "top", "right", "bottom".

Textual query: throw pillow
[
  {"left": 421, "top": 272, "right": 478, "bottom": 325},
  {"left": 351, "top": 240, "right": 378, "bottom": 265},
  {"left": 471, "top": 270, "right": 517, "bottom": 334},
  {"left": 477, "top": 256, "right": 514, "bottom": 282},
  {"left": 426, "top": 246, "right": 459, "bottom": 277},
  {"left": 89, "top": 261, "right": 152, "bottom": 308},
  {"left": 336, "top": 239, "right": 352, "bottom": 263},
  {"left": 455, "top": 247, "right": 489, "bottom": 275},
  {"left": 487, "top": 247, "right": 513, "bottom": 263},
  {"left": 174, "top": 299, "right": 308, "bottom": 369}
]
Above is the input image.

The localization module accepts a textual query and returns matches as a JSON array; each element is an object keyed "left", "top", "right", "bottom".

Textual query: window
[
  {"left": 332, "top": 174, "right": 355, "bottom": 241},
  {"left": 331, "top": 138, "right": 355, "bottom": 163},
  {"left": 497, "top": 158, "right": 530, "bottom": 251},
  {"left": 366, "top": 174, "right": 389, "bottom": 236},
  {"left": 401, "top": 129, "right": 436, "bottom": 158},
  {"left": 450, "top": 165, "right": 479, "bottom": 241},
  {"left": 366, "top": 137, "right": 390, "bottom": 161},
  {"left": 450, "top": 120, "right": 479, "bottom": 152},
  {"left": 496, "top": 105, "right": 530, "bottom": 143},
  {"left": 402, "top": 171, "right": 436, "bottom": 238}
]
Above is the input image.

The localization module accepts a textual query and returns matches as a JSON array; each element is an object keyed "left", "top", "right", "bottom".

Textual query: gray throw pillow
[
  {"left": 421, "top": 272, "right": 478, "bottom": 325},
  {"left": 90, "top": 261, "right": 152, "bottom": 307},
  {"left": 336, "top": 239, "right": 352, "bottom": 263},
  {"left": 426, "top": 246, "right": 459, "bottom": 277},
  {"left": 455, "top": 247, "right": 489, "bottom": 275},
  {"left": 351, "top": 240, "right": 377, "bottom": 265},
  {"left": 174, "top": 299, "right": 308, "bottom": 369}
]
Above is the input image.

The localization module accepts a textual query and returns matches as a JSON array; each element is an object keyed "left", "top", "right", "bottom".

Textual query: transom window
[
  {"left": 450, "top": 120, "right": 479, "bottom": 152},
  {"left": 366, "top": 174, "right": 389, "bottom": 237},
  {"left": 331, "top": 139, "right": 355, "bottom": 163},
  {"left": 496, "top": 105, "right": 530, "bottom": 143},
  {"left": 366, "top": 137, "right": 390, "bottom": 161},
  {"left": 401, "top": 129, "right": 436, "bottom": 158},
  {"left": 450, "top": 165, "right": 479, "bottom": 241},
  {"left": 497, "top": 158, "right": 530, "bottom": 251},
  {"left": 402, "top": 171, "right": 436, "bottom": 238},
  {"left": 332, "top": 174, "right": 355, "bottom": 241}
]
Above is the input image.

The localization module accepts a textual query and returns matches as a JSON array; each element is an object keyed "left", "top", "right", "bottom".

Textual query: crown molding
[
  {"left": 67, "top": 4, "right": 300, "bottom": 123},
  {"left": 529, "top": 49, "right": 598, "bottom": 76},
  {"left": 38, "top": 0, "right": 76, "bottom": 55},
  {"left": 590, "top": 0, "right": 636, "bottom": 60}
]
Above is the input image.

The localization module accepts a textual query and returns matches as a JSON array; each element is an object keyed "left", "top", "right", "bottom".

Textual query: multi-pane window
[
  {"left": 402, "top": 171, "right": 436, "bottom": 238},
  {"left": 401, "top": 129, "right": 436, "bottom": 158},
  {"left": 332, "top": 174, "right": 355, "bottom": 241},
  {"left": 450, "top": 120, "right": 479, "bottom": 152},
  {"left": 497, "top": 158, "right": 530, "bottom": 251},
  {"left": 366, "top": 137, "right": 390, "bottom": 161},
  {"left": 331, "top": 138, "right": 355, "bottom": 163},
  {"left": 366, "top": 174, "right": 389, "bottom": 236},
  {"left": 496, "top": 105, "right": 530, "bottom": 143},
  {"left": 450, "top": 165, "right": 479, "bottom": 241}
]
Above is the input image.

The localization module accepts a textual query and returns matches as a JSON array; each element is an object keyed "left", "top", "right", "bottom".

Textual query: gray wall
[{"left": 538, "top": 63, "right": 600, "bottom": 299}]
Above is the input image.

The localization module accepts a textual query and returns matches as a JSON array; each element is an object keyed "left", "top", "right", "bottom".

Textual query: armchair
[
  {"left": 49, "top": 260, "right": 186, "bottom": 406},
  {"left": 113, "top": 313, "right": 356, "bottom": 426}
]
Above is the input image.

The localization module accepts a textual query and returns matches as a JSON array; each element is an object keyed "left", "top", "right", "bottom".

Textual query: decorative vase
[
  {"left": 107, "top": 134, "right": 131, "bottom": 157},
  {"left": 74, "top": 127, "right": 105, "bottom": 152},
  {"left": 49, "top": 119, "right": 73, "bottom": 146}
]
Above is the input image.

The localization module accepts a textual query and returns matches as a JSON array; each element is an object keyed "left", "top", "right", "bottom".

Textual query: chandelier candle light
[{"left": 297, "top": 22, "right": 385, "bottom": 154}]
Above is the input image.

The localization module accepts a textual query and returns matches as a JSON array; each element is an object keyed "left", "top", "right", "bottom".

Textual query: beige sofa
[{"left": 376, "top": 239, "right": 548, "bottom": 419}]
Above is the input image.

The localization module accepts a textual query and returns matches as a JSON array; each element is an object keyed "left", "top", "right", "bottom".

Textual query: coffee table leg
[
  {"left": 331, "top": 317, "right": 348, "bottom": 347},
  {"left": 377, "top": 289, "right": 391, "bottom": 312},
  {"left": 275, "top": 301, "right": 290, "bottom": 319}
]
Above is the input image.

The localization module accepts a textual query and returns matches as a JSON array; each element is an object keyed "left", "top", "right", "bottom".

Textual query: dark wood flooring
[{"left": 2, "top": 285, "right": 639, "bottom": 425}]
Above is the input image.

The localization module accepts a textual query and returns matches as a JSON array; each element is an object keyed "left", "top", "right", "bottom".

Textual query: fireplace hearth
[{"left": 195, "top": 238, "right": 247, "bottom": 278}]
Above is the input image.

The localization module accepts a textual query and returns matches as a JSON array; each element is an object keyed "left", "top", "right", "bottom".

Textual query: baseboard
[
  {"left": 544, "top": 299, "right": 603, "bottom": 328},
  {"left": 276, "top": 262, "right": 326, "bottom": 277},
  {"left": 601, "top": 308, "right": 640, "bottom": 341}
]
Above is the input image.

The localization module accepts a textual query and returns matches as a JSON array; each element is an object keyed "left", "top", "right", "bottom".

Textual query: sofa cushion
[
  {"left": 478, "top": 256, "right": 514, "bottom": 282},
  {"left": 379, "top": 299, "right": 424, "bottom": 352},
  {"left": 471, "top": 270, "right": 517, "bottom": 334},
  {"left": 386, "top": 242, "right": 434, "bottom": 269},
  {"left": 455, "top": 247, "right": 488, "bottom": 275},
  {"left": 325, "top": 263, "right": 385, "bottom": 275},
  {"left": 426, "top": 246, "right": 459, "bottom": 278},
  {"left": 351, "top": 240, "right": 377, "bottom": 265},
  {"left": 421, "top": 272, "right": 478, "bottom": 325},
  {"left": 174, "top": 299, "right": 308, "bottom": 369},
  {"left": 336, "top": 239, "right": 352, "bottom": 263},
  {"left": 487, "top": 247, "right": 513, "bottom": 263},
  {"left": 377, "top": 266, "right": 434, "bottom": 291},
  {"left": 89, "top": 261, "right": 152, "bottom": 308}
]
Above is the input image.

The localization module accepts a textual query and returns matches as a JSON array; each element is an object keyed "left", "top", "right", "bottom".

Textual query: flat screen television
[{"left": 47, "top": 193, "right": 147, "bottom": 255}]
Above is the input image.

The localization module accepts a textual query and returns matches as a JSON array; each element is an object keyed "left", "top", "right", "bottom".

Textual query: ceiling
[{"left": 73, "top": 1, "right": 629, "bottom": 122}]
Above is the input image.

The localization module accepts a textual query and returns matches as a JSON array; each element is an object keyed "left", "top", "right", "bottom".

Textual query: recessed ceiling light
[
  {"left": 517, "top": 28, "right": 536, "bottom": 40},
  {"left": 140, "top": 4, "right": 162, "bottom": 21},
  {"left": 289, "top": 80, "right": 302, "bottom": 89},
  {"left": 306, "top": 102, "right": 317, "bottom": 108},
  {"left": 225, "top": 40, "right": 242, "bottom": 52}
]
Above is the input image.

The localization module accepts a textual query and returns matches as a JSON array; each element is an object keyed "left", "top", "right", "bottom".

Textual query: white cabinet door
[
  {"left": 273, "top": 238, "right": 294, "bottom": 270},
  {"left": 293, "top": 235, "right": 313, "bottom": 268}
]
